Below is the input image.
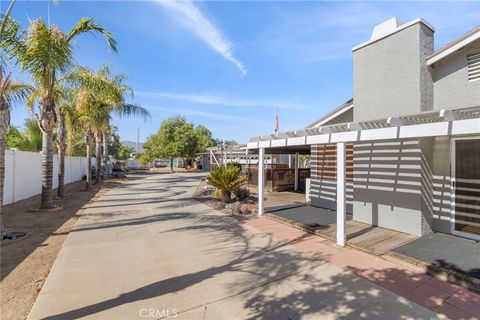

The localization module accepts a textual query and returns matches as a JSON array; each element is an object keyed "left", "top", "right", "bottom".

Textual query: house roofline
[
  {"left": 352, "top": 18, "right": 435, "bottom": 52},
  {"left": 427, "top": 25, "right": 480, "bottom": 66},
  {"left": 306, "top": 99, "right": 353, "bottom": 128}
]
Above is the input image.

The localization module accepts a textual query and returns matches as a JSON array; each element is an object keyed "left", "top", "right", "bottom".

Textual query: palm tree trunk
[
  {"left": 85, "top": 134, "right": 93, "bottom": 191},
  {"left": 40, "top": 130, "right": 54, "bottom": 209},
  {"left": 57, "top": 111, "right": 66, "bottom": 198},
  {"left": 95, "top": 133, "right": 102, "bottom": 184},
  {"left": 38, "top": 97, "right": 57, "bottom": 210},
  {"left": 102, "top": 132, "right": 108, "bottom": 179}
]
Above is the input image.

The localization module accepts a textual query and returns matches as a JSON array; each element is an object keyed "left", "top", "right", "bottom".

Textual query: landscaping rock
[{"left": 240, "top": 204, "right": 251, "bottom": 215}]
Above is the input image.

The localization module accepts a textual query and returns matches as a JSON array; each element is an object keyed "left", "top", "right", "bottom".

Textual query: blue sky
[{"left": 5, "top": 0, "right": 480, "bottom": 143}]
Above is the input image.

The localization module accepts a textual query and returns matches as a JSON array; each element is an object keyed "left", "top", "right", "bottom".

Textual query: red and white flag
[{"left": 274, "top": 110, "right": 279, "bottom": 137}]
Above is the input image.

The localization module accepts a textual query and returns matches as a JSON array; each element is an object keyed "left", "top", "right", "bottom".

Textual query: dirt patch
[
  {"left": 0, "top": 180, "right": 120, "bottom": 320},
  {"left": 193, "top": 179, "right": 257, "bottom": 219}
]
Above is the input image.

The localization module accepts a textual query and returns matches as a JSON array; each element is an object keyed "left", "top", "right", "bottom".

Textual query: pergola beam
[{"left": 247, "top": 118, "right": 480, "bottom": 150}]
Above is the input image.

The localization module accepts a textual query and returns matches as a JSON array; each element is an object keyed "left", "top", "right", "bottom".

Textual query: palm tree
[
  {"left": 6, "top": 18, "right": 116, "bottom": 209},
  {"left": 5, "top": 118, "right": 43, "bottom": 151},
  {"left": 68, "top": 66, "right": 149, "bottom": 186}
]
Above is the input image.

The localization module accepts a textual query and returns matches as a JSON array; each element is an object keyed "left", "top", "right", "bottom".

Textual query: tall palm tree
[
  {"left": 6, "top": 18, "right": 116, "bottom": 209},
  {"left": 68, "top": 66, "right": 149, "bottom": 186}
]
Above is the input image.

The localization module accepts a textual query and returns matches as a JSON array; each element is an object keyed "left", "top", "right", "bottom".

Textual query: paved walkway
[{"left": 28, "top": 173, "right": 478, "bottom": 320}]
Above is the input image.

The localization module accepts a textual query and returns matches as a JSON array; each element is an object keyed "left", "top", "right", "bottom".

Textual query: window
[{"left": 467, "top": 51, "right": 480, "bottom": 82}]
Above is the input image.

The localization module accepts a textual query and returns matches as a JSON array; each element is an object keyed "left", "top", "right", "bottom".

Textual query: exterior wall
[
  {"left": 310, "top": 144, "right": 353, "bottom": 213},
  {"left": 353, "top": 22, "right": 434, "bottom": 122},
  {"left": 422, "top": 137, "right": 452, "bottom": 234},
  {"left": 433, "top": 41, "right": 480, "bottom": 110},
  {"left": 352, "top": 139, "right": 428, "bottom": 236},
  {"left": 3, "top": 150, "right": 89, "bottom": 205}
]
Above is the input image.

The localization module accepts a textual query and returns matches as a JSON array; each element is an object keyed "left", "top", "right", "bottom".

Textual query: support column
[
  {"left": 294, "top": 152, "right": 299, "bottom": 191},
  {"left": 258, "top": 148, "right": 265, "bottom": 216},
  {"left": 209, "top": 151, "right": 213, "bottom": 171},
  {"left": 336, "top": 142, "right": 346, "bottom": 247}
]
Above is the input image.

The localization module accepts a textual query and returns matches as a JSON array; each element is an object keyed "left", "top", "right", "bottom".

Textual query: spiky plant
[{"left": 207, "top": 166, "right": 247, "bottom": 203}]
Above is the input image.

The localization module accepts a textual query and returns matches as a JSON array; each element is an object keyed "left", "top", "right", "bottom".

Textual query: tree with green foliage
[
  {"left": 5, "top": 16, "right": 117, "bottom": 208},
  {"left": 194, "top": 125, "right": 215, "bottom": 153},
  {"left": 6, "top": 118, "right": 43, "bottom": 151},
  {"left": 143, "top": 116, "right": 199, "bottom": 171}
]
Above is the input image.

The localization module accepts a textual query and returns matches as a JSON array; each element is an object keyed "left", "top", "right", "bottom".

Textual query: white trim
[
  {"left": 258, "top": 140, "right": 271, "bottom": 148},
  {"left": 450, "top": 136, "right": 480, "bottom": 241},
  {"left": 311, "top": 104, "right": 354, "bottom": 128},
  {"left": 247, "top": 142, "right": 258, "bottom": 149},
  {"left": 287, "top": 136, "right": 307, "bottom": 146},
  {"left": 428, "top": 31, "right": 480, "bottom": 66},
  {"left": 258, "top": 148, "right": 265, "bottom": 216},
  {"left": 352, "top": 18, "right": 435, "bottom": 52},
  {"left": 271, "top": 138, "right": 287, "bottom": 147}
]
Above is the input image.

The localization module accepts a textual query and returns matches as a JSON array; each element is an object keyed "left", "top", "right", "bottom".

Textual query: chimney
[{"left": 352, "top": 18, "right": 435, "bottom": 122}]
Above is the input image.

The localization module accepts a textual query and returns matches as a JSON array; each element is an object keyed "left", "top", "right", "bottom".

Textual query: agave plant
[{"left": 207, "top": 166, "right": 247, "bottom": 203}]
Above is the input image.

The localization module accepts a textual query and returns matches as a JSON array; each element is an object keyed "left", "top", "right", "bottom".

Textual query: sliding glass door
[{"left": 452, "top": 137, "right": 480, "bottom": 240}]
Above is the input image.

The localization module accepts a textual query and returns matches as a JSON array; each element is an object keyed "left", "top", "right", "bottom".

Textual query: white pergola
[{"left": 247, "top": 108, "right": 480, "bottom": 247}]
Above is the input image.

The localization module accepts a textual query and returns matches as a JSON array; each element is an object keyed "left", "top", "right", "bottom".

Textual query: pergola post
[
  {"left": 209, "top": 151, "right": 213, "bottom": 171},
  {"left": 294, "top": 152, "right": 299, "bottom": 191},
  {"left": 336, "top": 142, "right": 346, "bottom": 247},
  {"left": 258, "top": 148, "right": 265, "bottom": 216}
]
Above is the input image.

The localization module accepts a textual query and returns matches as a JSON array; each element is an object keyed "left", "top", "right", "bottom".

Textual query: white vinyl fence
[{"left": 3, "top": 150, "right": 91, "bottom": 205}]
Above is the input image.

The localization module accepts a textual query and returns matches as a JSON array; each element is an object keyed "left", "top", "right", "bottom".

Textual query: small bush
[
  {"left": 214, "top": 189, "right": 222, "bottom": 200},
  {"left": 207, "top": 166, "right": 247, "bottom": 203},
  {"left": 227, "top": 162, "right": 242, "bottom": 170},
  {"left": 233, "top": 187, "right": 250, "bottom": 201}
]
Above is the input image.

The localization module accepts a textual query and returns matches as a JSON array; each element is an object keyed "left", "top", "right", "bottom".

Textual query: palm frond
[
  {"left": 114, "top": 103, "right": 150, "bottom": 121},
  {"left": 66, "top": 17, "right": 117, "bottom": 52}
]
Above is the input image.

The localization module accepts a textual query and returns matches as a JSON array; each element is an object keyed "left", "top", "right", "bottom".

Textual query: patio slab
[{"left": 391, "top": 233, "right": 480, "bottom": 278}]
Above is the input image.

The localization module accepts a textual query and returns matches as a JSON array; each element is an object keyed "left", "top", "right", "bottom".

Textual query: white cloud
[
  {"left": 147, "top": 105, "right": 268, "bottom": 125},
  {"left": 156, "top": 0, "right": 247, "bottom": 76},
  {"left": 137, "top": 91, "right": 307, "bottom": 110}
]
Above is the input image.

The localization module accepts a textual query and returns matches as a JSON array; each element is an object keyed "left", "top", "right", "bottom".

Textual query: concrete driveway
[{"left": 28, "top": 173, "right": 441, "bottom": 320}]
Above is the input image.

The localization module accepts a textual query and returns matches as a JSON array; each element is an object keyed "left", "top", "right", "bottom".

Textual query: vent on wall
[{"left": 467, "top": 51, "right": 480, "bottom": 82}]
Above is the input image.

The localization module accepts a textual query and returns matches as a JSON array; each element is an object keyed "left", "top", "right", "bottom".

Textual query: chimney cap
[
  {"left": 352, "top": 18, "right": 435, "bottom": 52},
  {"left": 371, "top": 17, "right": 403, "bottom": 40}
]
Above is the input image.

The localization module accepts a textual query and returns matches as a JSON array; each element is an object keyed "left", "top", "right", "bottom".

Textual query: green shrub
[
  {"left": 233, "top": 187, "right": 250, "bottom": 201},
  {"left": 227, "top": 161, "right": 242, "bottom": 170},
  {"left": 214, "top": 189, "right": 222, "bottom": 200},
  {"left": 207, "top": 166, "right": 247, "bottom": 203}
]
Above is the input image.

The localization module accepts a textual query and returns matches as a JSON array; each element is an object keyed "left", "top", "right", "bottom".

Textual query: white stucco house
[{"left": 247, "top": 17, "right": 480, "bottom": 245}]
